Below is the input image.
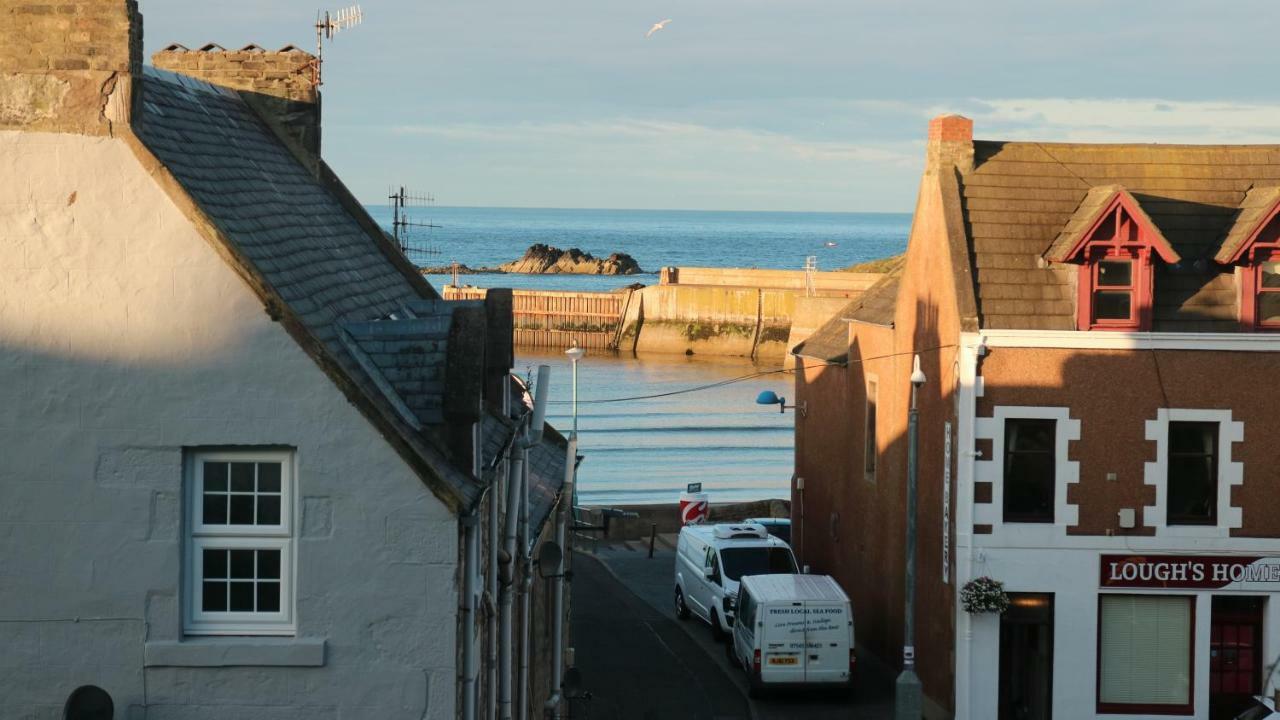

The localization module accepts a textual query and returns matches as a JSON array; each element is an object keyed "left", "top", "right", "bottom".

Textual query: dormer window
[
  {"left": 1043, "top": 185, "right": 1180, "bottom": 332},
  {"left": 1215, "top": 186, "right": 1280, "bottom": 331}
]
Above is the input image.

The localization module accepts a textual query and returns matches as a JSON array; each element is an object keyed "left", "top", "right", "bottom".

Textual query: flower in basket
[{"left": 960, "top": 576, "right": 1010, "bottom": 614}]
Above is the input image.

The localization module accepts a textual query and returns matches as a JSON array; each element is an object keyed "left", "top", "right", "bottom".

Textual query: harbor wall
[{"left": 443, "top": 266, "right": 880, "bottom": 360}]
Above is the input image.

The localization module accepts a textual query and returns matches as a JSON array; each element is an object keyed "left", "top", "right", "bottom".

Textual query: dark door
[
  {"left": 999, "top": 593, "right": 1054, "bottom": 720},
  {"left": 1211, "top": 596, "right": 1265, "bottom": 720}
]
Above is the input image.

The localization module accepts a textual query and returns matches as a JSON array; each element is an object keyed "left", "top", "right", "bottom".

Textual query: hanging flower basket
[{"left": 960, "top": 576, "right": 1010, "bottom": 614}]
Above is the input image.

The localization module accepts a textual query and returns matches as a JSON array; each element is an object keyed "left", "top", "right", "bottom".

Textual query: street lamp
[
  {"left": 547, "top": 342, "right": 586, "bottom": 720},
  {"left": 896, "top": 354, "right": 926, "bottom": 720},
  {"left": 754, "top": 390, "right": 807, "bottom": 417},
  {"left": 565, "top": 343, "right": 585, "bottom": 439}
]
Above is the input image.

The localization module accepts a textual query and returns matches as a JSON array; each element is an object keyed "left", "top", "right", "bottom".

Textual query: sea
[{"left": 367, "top": 206, "right": 911, "bottom": 505}]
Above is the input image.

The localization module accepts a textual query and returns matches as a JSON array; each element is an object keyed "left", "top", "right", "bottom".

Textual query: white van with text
[
  {"left": 673, "top": 523, "right": 798, "bottom": 639},
  {"left": 730, "top": 574, "right": 855, "bottom": 697}
]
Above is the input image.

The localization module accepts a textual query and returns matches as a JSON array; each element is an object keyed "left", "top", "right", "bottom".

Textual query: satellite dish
[
  {"left": 563, "top": 667, "right": 585, "bottom": 698},
  {"left": 537, "top": 542, "right": 563, "bottom": 579},
  {"left": 64, "top": 686, "right": 113, "bottom": 720}
]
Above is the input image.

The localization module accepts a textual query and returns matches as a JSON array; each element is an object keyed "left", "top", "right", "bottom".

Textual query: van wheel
[
  {"left": 725, "top": 640, "right": 741, "bottom": 668},
  {"left": 674, "top": 588, "right": 690, "bottom": 620},
  {"left": 709, "top": 611, "right": 726, "bottom": 642}
]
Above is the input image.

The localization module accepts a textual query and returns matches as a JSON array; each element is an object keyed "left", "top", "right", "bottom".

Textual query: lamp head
[
  {"left": 565, "top": 343, "right": 586, "bottom": 362},
  {"left": 755, "top": 390, "right": 782, "bottom": 406},
  {"left": 910, "top": 354, "right": 926, "bottom": 387}
]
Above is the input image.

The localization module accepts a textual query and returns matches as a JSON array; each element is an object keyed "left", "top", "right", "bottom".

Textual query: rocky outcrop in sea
[{"left": 499, "top": 244, "right": 642, "bottom": 275}]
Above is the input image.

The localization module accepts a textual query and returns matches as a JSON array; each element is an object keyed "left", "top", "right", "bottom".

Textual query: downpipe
[
  {"left": 543, "top": 436, "right": 576, "bottom": 720},
  {"left": 461, "top": 508, "right": 481, "bottom": 720},
  {"left": 518, "top": 459, "right": 532, "bottom": 720}
]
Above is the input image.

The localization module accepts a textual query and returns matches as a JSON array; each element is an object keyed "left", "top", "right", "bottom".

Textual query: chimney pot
[{"left": 926, "top": 114, "right": 974, "bottom": 174}]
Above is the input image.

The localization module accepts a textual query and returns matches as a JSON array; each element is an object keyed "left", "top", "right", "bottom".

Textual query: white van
[
  {"left": 729, "top": 574, "right": 855, "bottom": 697},
  {"left": 674, "top": 523, "right": 798, "bottom": 639}
]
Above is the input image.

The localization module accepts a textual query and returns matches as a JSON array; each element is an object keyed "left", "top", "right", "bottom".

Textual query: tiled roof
[
  {"left": 132, "top": 68, "right": 480, "bottom": 509},
  {"left": 1043, "top": 185, "right": 1180, "bottom": 264},
  {"left": 791, "top": 264, "right": 903, "bottom": 363},
  {"left": 790, "top": 299, "right": 857, "bottom": 364},
  {"left": 1215, "top": 185, "right": 1280, "bottom": 264},
  {"left": 960, "top": 141, "right": 1280, "bottom": 331}
]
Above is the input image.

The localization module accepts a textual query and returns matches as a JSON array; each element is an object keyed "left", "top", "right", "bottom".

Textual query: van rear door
[
  {"left": 802, "top": 601, "right": 850, "bottom": 684},
  {"left": 760, "top": 602, "right": 806, "bottom": 684}
]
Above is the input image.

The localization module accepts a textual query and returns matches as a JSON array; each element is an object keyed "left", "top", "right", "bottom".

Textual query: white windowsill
[{"left": 144, "top": 637, "right": 326, "bottom": 667}]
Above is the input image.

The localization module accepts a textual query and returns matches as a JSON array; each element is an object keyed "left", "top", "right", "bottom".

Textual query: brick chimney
[
  {"left": 152, "top": 44, "right": 321, "bottom": 157},
  {"left": 0, "top": 0, "right": 143, "bottom": 135},
  {"left": 926, "top": 114, "right": 974, "bottom": 174}
]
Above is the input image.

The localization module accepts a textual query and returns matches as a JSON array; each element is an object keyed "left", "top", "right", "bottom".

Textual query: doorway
[
  {"left": 999, "top": 593, "right": 1054, "bottom": 720},
  {"left": 1210, "top": 596, "right": 1265, "bottom": 720}
]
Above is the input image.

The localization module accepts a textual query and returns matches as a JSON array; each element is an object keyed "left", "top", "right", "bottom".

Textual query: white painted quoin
[{"left": 953, "top": 330, "right": 1280, "bottom": 720}]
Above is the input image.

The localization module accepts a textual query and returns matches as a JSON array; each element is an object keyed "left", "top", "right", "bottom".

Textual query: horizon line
[{"left": 358, "top": 202, "right": 914, "bottom": 216}]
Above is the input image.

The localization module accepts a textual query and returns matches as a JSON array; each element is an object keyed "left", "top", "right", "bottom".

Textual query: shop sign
[{"left": 1100, "top": 554, "right": 1280, "bottom": 590}]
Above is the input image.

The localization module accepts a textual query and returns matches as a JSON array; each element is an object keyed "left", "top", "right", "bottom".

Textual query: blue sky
[{"left": 145, "top": 1, "right": 1280, "bottom": 212}]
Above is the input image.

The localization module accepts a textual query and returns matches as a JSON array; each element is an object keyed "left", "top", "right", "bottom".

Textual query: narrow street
[{"left": 572, "top": 546, "right": 896, "bottom": 720}]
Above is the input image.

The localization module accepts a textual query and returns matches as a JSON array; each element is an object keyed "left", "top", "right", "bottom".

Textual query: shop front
[{"left": 961, "top": 550, "right": 1280, "bottom": 720}]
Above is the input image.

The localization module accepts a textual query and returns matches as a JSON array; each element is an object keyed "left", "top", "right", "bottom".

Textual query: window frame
[
  {"left": 185, "top": 448, "right": 297, "bottom": 637},
  {"left": 1165, "top": 421, "right": 1219, "bottom": 527},
  {"left": 1001, "top": 418, "right": 1057, "bottom": 524},
  {"left": 1241, "top": 247, "right": 1280, "bottom": 331},
  {"left": 1095, "top": 593, "right": 1196, "bottom": 716},
  {"left": 1069, "top": 198, "right": 1164, "bottom": 332},
  {"left": 864, "top": 375, "right": 879, "bottom": 482}
]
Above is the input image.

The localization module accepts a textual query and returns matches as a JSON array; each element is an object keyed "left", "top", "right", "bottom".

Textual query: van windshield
[{"left": 720, "top": 547, "right": 797, "bottom": 581}]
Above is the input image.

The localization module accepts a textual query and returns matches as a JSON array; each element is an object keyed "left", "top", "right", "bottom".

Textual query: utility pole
[{"left": 896, "top": 354, "right": 926, "bottom": 720}]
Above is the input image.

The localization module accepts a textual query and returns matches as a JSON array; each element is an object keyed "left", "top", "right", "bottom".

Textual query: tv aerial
[
  {"left": 388, "top": 186, "right": 442, "bottom": 267},
  {"left": 313, "top": 4, "right": 363, "bottom": 86}
]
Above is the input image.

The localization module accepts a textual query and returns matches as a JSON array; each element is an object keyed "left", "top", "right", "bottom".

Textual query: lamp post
[
  {"left": 546, "top": 342, "right": 585, "bottom": 720},
  {"left": 566, "top": 343, "right": 584, "bottom": 440},
  {"left": 896, "top": 354, "right": 927, "bottom": 720}
]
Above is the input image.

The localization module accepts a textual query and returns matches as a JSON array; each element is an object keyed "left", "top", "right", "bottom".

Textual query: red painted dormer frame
[
  {"left": 1061, "top": 194, "right": 1177, "bottom": 331},
  {"left": 1220, "top": 199, "right": 1280, "bottom": 331}
]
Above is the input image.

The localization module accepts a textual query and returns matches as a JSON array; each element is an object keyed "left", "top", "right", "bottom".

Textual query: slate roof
[
  {"left": 959, "top": 141, "right": 1280, "bottom": 331},
  {"left": 1043, "top": 185, "right": 1180, "bottom": 264},
  {"left": 1215, "top": 185, "right": 1280, "bottom": 264},
  {"left": 132, "top": 67, "right": 482, "bottom": 509},
  {"left": 791, "top": 264, "right": 903, "bottom": 363}
]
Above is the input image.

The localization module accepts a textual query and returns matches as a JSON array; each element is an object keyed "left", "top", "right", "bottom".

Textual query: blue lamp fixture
[{"left": 755, "top": 390, "right": 806, "bottom": 417}]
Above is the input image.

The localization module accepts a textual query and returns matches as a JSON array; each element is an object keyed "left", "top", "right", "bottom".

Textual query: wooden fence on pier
[{"left": 443, "top": 286, "right": 629, "bottom": 350}]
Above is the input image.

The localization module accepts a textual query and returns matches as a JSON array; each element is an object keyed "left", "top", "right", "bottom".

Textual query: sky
[{"left": 143, "top": 1, "right": 1280, "bottom": 213}]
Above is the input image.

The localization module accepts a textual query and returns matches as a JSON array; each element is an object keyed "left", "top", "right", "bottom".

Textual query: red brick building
[{"left": 791, "top": 115, "right": 1280, "bottom": 720}]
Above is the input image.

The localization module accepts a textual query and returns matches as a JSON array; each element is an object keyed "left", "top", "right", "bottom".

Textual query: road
[{"left": 572, "top": 545, "right": 895, "bottom": 720}]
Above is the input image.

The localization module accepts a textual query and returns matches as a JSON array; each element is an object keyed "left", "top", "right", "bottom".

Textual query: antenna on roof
[
  {"left": 313, "top": 4, "right": 363, "bottom": 86},
  {"left": 388, "top": 186, "right": 442, "bottom": 268}
]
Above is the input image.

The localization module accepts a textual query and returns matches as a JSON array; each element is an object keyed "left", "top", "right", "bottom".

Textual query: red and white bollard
[{"left": 679, "top": 483, "right": 708, "bottom": 525}]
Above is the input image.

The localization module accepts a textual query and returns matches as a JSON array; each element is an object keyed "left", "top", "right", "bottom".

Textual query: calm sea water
[
  {"left": 365, "top": 206, "right": 911, "bottom": 503},
  {"left": 364, "top": 205, "right": 910, "bottom": 292},
  {"left": 518, "top": 349, "right": 798, "bottom": 506}
]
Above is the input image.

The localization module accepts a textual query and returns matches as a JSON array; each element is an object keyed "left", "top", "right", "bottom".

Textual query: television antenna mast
[
  {"left": 313, "top": 4, "right": 363, "bottom": 86},
  {"left": 388, "top": 186, "right": 442, "bottom": 267}
]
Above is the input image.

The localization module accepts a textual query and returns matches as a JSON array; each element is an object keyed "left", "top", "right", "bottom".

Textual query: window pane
[
  {"left": 229, "top": 494, "right": 254, "bottom": 524},
  {"left": 1094, "top": 290, "right": 1132, "bottom": 320},
  {"left": 1099, "top": 595, "right": 1191, "bottom": 706},
  {"left": 1259, "top": 293, "right": 1280, "bottom": 324},
  {"left": 1097, "top": 260, "right": 1132, "bottom": 287},
  {"left": 257, "top": 582, "right": 281, "bottom": 612},
  {"left": 864, "top": 387, "right": 878, "bottom": 475},
  {"left": 258, "top": 549, "right": 281, "bottom": 580},
  {"left": 229, "top": 549, "right": 255, "bottom": 579},
  {"left": 229, "top": 582, "right": 254, "bottom": 611},
  {"left": 204, "top": 462, "right": 228, "bottom": 491},
  {"left": 257, "top": 495, "right": 281, "bottom": 526},
  {"left": 230, "top": 462, "right": 255, "bottom": 492},
  {"left": 1261, "top": 262, "right": 1280, "bottom": 289},
  {"left": 203, "top": 548, "right": 227, "bottom": 579},
  {"left": 258, "top": 462, "right": 282, "bottom": 493},
  {"left": 1168, "top": 421, "right": 1217, "bottom": 525},
  {"left": 202, "top": 581, "right": 227, "bottom": 612},
  {"left": 1003, "top": 419, "right": 1056, "bottom": 523},
  {"left": 202, "top": 493, "right": 228, "bottom": 525}
]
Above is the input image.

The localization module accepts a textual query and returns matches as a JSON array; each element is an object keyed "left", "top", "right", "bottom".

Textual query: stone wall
[
  {"left": 0, "top": 0, "right": 142, "bottom": 134},
  {"left": 152, "top": 44, "right": 321, "bottom": 155}
]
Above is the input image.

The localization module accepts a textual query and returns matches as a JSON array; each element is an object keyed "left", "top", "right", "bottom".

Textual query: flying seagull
[{"left": 646, "top": 18, "right": 672, "bottom": 38}]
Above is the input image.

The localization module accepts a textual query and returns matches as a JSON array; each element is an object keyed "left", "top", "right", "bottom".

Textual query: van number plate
[{"left": 768, "top": 656, "right": 798, "bottom": 665}]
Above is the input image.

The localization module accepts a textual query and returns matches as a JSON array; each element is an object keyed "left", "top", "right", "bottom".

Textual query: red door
[{"left": 1210, "top": 596, "right": 1264, "bottom": 720}]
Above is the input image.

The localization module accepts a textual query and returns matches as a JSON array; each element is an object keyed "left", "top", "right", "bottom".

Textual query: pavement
[{"left": 571, "top": 541, "right": 896, "bottom": 720}]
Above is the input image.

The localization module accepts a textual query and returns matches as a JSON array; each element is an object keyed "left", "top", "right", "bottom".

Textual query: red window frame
[
  {"left": 1240, "top": 247, "right": 1280, "bottom": 331},
  {"left": 1071, "top": 200, "right": 1159, "bottom": 331},
  {"left": 1095, "top": 593, "right": 1196, "bottom": 716}
]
